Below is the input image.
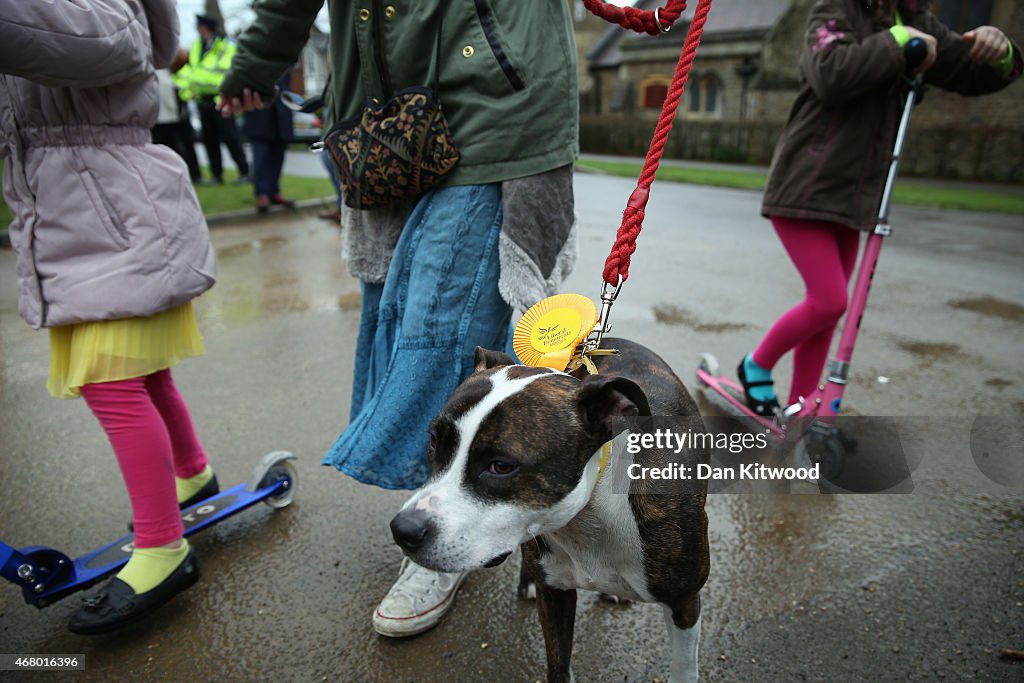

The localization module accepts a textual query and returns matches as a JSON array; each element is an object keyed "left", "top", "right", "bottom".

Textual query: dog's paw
[{"left": 598, "top": 592, "right": 632, "bottom": 605}]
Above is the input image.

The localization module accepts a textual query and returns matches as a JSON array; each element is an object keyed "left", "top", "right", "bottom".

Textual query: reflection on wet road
[{"left": 1, "top": 173, "right": 1022, "bottom": 681}]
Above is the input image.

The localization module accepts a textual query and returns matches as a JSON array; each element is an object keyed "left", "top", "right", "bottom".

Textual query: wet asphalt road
[{"left": 1, "top": 171, "right": 1022, "bottom": 682}]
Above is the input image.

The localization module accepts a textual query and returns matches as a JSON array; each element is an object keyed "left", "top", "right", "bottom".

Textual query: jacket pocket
[
  {"left": 78, "top": 169, "right": 130, "bottom": 250},
  {"left": 473, "top": 0, "right": 526, "bottom": 91}
]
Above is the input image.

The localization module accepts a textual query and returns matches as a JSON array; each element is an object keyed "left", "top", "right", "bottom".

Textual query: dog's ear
[
  {"left": 474, "top": 346, "right": 516, "bottom": 372},
  {"left": 576, "top": 375, "right": 651, "bottom": 440}
]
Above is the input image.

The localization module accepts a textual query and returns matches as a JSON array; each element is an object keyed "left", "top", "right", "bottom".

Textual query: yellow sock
[
  {"left": 176, "top": 465, "right": 213, "bottom": 504},
  {"left": 117, "top": 540, "right": 190, "bottom": 594}
]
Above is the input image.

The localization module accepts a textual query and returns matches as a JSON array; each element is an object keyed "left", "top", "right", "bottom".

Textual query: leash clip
[
  {"left": 582, "top": 276, "right": 623, "bottom": 355},
  {"left": 560, "top": 279, "right": 623, "bottom": 375}
]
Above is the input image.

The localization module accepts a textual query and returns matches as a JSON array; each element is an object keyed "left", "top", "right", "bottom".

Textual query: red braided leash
[
  {"left": 584, "top": 0, "right": 714, "bottom": 288},
  {"left": 582, "top": 0, "right": 688, "bottom": 36}
]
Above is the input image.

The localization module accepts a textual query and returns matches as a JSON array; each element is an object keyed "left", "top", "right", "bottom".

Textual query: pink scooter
[{"left": 696, "top": 39, "right": 928, "bottom": 478}]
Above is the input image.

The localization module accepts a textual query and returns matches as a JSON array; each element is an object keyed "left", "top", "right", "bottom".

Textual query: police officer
[
  {"left": 189, "top": 15, "right": 250, "bottom": 185},
  {"left": 151, "top": 48, "right": 202, "bottom": 183}
]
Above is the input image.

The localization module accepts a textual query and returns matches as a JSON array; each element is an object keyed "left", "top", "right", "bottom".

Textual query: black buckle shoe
[
  {"left": 178, "top": 474, "right": 220, "bottom": 509},
  {"left": 737, "top": 359, "right": 781, "bottom": 418},
  {"left": 68, "top": 550, "right": 200, "bottom": 635}
]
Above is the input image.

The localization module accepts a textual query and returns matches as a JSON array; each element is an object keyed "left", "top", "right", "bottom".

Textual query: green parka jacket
[
  {"left": 221, "top": 0, "right": 578, "bottom": 187},
  {"left": 762, "top": 0, "right": 1021, "bottom": 231}
]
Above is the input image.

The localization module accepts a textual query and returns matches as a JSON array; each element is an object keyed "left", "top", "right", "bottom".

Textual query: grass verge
[
  {"left": 192, "top": 168, "right": 333, "bottom": 215},
  {"left": 575, "top": 159, "right": 1024, "bottom": 215}
]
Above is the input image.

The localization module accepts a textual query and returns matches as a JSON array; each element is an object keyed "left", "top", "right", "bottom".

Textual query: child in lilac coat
[{"left": 0, "top": 0, "right": 219, "bottom": 634}]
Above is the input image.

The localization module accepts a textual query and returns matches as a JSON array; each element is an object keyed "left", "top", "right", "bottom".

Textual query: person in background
[
  {"left": 736, "top": 0, "right": 1020, "bottom": 418},
  {"left": 317, "top": 78, "right": 343, "bottom": 223},
  {"left": 188, "top": 14, "right": 250, "bottom": 185},
  {"left": 153, "top": 48, "right": 202, "bottom": 183},
  {"left": 243, "top": 72, "right": 296, "bottom": 213},
  {"left": 219, "top": 1, "right": 578, "bottom": 639},
  {"left": 318, "top": 147, "right": 344, "bottom": 223},
  {"left": 169, "top": 54, "right": 205, "bottom": 182},
  {"left": 0, "top": 0, "right": 219, "bottom": 634}
]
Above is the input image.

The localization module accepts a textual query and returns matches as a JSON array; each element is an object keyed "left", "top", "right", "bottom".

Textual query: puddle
[
  {"left": 217, "top": 235, "right": 290, "bottom": 260},
  {"left": 652, "top": 303, "right": 749, "bottom": 334},
  {"left": 948, "top": 296, "right": 1024, "bottom": 322},
  {"left": 338, "top": 292, "right": 362, "bottom": 311},
  {"left": 264, "top": 272, "right": 298, "bottom": 290},
  {"left": 263, "top": 296, "right": 311, "bottom": 314},
  {"left": 217, "top": 242, "right": 255, "bottom": 259},
  {"left": 896, "top": 340, "right": 965, "bottom": 361}
]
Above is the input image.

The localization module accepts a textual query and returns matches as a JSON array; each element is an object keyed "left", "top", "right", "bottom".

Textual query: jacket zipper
[
  {"left": 473, "top": 0, "right": 526, "bottom": 91},
  {"left": 373, "top": 0, "right": 393, "bottom": 97}
]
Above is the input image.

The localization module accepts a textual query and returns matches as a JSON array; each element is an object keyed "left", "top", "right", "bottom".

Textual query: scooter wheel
[
  {"left": 804, "top": 431, "right": 845, "bottom": 481},
  {"left": 697, "top": 353, "right": 720, "bottom": 382},
  {"left": 260, "top": 460, "right": 298, "bottom": 509}
]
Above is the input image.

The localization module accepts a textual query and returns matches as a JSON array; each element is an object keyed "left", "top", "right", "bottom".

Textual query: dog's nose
[{"left": 390, "top": 510, "right": 434, "bottom": 552}]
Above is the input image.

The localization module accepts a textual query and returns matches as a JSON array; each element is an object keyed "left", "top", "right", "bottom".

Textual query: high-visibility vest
[
  {"left": 188, "top": 36, "right": 237, "bottom": 98},
  {"left": 173, "top": 64, "right": 194, "bottom": 102}
]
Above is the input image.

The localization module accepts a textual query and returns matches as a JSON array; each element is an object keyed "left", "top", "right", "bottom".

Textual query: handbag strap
[
  {"left": 369, "top": 0, "right": 447, "bottom": 97},
  {"left": 372, "top": 1, "right": 444, "bottom": 96},
  {"left": 425, "top": 0, "right": 448, "bottom": 93}
]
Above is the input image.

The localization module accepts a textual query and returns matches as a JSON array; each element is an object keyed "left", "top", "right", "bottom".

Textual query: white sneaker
[{"left": 372, "top": 558, "right": 467, "bottom": 637}]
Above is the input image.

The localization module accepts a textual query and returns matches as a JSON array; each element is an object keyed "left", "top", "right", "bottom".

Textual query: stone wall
[{"left": 580, "top": 116, "right": 782, "bottom": 165}]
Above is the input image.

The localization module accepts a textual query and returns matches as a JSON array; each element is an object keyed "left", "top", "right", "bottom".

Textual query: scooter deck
[
  {"left": 696, "top": 368, "right": 786, "bottom": 439},
  {"left": 2, "top": 477, "right": 290, "bottom": 608}
]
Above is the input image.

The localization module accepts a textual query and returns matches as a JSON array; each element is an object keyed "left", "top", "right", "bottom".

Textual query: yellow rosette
[{"left": 513, "top": 294, "right": 598, "bottom": 371}]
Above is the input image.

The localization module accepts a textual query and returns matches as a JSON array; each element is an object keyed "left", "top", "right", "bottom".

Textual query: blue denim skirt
[{"left": 323, "top": 184, "right": 512, "bottom": 489}]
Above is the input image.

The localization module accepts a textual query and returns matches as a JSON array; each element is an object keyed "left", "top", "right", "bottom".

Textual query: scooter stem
[{"left": 818, "top": 76, "right": 923, "bottom": 415}]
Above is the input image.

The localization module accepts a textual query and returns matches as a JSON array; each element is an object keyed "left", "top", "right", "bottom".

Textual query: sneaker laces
[{"left": 388, "top": 558, "right": 459, "bottom": 606}]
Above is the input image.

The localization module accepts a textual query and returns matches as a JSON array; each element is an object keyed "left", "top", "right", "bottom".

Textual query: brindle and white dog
[{"left": 390, "top": 338, "right": 710, "bottom": 682}]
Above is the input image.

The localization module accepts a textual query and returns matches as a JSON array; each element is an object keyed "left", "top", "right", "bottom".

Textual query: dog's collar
[
  {"left": 595, "top": 441, "right": 612, "bottom": 487},
  {"left": 566, "top": 347, "right": 620, "bottom": 375}
]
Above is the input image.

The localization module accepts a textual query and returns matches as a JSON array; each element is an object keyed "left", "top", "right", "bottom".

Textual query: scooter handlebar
[{"left": 904, "top": 37, "right": 928, "bottom": 72}]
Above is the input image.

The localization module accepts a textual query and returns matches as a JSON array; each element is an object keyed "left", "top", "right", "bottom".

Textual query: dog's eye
[{"left": 486, "top": 460, "right": 519, "bottom": 476}]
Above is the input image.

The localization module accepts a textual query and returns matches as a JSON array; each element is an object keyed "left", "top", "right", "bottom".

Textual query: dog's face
[{"left": 390, "top": 348, "right": 649, "bottom": 573}]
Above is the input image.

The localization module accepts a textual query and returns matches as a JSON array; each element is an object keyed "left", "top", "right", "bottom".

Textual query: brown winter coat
[
  {"left": 762, "top": 0, "right": 1021, "bottom": 231},
  {"left": 0, "top": 0, "right": 215, "bottom": 329}
]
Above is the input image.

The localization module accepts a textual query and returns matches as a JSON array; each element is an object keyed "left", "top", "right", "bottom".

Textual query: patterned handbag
[
  {"left": 321, "top": 1, "right": 458, "bottom": 210},
  {"left": 323, "top": 86, "right": 460, "bottom": 210}
]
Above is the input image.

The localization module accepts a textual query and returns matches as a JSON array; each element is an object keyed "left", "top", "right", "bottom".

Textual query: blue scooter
[{"left": 0, "top": 451, "right": 297, "bottom": 608}]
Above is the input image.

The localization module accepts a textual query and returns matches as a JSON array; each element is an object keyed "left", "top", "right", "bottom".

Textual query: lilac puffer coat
[{"left": 0, "top": 0, "right": 215, "bottom": 329}]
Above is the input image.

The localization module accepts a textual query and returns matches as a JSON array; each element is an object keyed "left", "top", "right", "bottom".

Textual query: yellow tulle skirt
[{"left": 47, "top": 302, "right": 205, "bottom": 399}]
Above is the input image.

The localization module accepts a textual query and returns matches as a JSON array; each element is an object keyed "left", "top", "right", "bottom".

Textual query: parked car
[
  {"left": 290, "top": 110, "right": 323, "bottom": 143},
  {"left": 190, "top": 97, "right": 323, "bottom": 144},
  {"left": 279, "top": 90, "right": 323, "bottom": 143}
]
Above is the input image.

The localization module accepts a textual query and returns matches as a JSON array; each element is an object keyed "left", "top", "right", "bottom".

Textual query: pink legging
[
  {"left": 80, "top": 369, "right": 208, "bottom": 548},
  {"left": 752, "top": 217, "right": 860, "bottom": 405}
]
